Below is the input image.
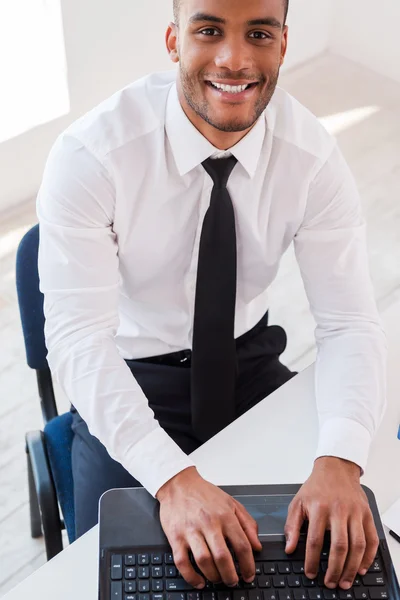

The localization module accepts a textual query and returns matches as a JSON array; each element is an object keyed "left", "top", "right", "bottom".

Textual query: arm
[
  {"left": 293, "top": 142, "right": 387, "bottom": 473},
  {"left": 285, "top": 142, "right": 386, "bottom": 588},
  {"left": 37, "top": 133, "right": 195, "bottom": 498}
]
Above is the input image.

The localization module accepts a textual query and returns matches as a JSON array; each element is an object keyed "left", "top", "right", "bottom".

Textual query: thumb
[{"left": 284, "top": 502, "right": 305, "bottom": 554}]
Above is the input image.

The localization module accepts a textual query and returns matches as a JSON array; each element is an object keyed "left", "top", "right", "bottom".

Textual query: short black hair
[{"left": 173, "top": 0, "right": 289, "bottom": 27}]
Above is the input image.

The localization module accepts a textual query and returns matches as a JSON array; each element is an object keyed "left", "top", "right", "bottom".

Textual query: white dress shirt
[{"left": 37, "top": 69, "right": 387, "bottom": 498}]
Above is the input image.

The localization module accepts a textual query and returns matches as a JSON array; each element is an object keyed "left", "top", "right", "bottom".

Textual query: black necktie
[{"left": 191, "top": 155, "right": 239, "bottom": 442}]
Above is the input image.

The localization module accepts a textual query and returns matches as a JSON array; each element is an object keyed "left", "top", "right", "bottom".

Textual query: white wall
[
  {"left": 0, "top": 0, "right": 174, "bottom": 213},
  {"left": 330, "top": 0, "right": 400, "bottom": 85},
  {"left": 283, "top": 0, "right": 333, "bottom": 72},
  {"left": 0, "top": 0, "right": 333, "bottom": 212}
]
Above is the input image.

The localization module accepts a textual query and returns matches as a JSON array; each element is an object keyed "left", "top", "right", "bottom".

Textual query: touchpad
[{"left": 233, "top": 494, "right": 307, "bottom": 536}]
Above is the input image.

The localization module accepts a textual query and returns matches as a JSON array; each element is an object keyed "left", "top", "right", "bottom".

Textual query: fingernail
[
  {"left": 341, "top": 581, "right": 352, "bottom": 590},
  {"left": 360, "top": 568, "right": 367, "bottom": 576},
  {"left": 196, "top": 583, "right": 205, "bottom": 589},
  {"left": 325, "top": 581, "right": 336, "bottom": 589}
]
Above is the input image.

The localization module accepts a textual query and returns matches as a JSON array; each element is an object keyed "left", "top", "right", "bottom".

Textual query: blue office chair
[{"left": 16, "top": 223, "right": 76, "bottom": 560}]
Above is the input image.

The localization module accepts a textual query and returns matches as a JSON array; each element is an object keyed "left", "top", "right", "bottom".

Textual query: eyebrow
[{"left": 188, "top": 12, "right": 283, "bottom": 29}]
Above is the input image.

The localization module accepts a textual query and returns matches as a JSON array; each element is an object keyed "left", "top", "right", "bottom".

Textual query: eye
[
  {"left": 199, "top": 28, "right": 220, "bottom": 36},
  {"left": 249, "top": 31, "right": 272, "bottom": 40}
]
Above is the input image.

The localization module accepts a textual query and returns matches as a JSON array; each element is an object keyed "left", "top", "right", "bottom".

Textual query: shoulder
[
  {"left": 59, "top": 69, "right": 177, "bottom": 161},
  {"left": 266, "top": 86, "right": 336, "bottom": 166}
]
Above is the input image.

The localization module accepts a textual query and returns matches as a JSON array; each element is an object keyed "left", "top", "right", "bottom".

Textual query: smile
[{"left": 205, "top": 80, "right": 259, "bottom": 101}]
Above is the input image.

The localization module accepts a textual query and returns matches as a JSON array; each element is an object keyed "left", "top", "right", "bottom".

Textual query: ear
[
  {"left": 166, "top": 21, "right": 180, "bottom": 64},
  {"left": 280, "top": 25, "right": 289, "bottom": 66}
]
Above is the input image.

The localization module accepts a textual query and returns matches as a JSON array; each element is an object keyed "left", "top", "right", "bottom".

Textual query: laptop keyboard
[{"left": 108, "top": 545, "right": 388, "bottom": 600}]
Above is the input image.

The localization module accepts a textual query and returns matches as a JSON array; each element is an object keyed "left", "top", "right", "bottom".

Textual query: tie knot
[{"left": 202, "top": 155, "right": 238, "bottom": 189}]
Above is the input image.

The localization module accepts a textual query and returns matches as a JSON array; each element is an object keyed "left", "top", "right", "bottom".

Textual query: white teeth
[{"left": 210, "top": 82, "right": 250, "bottom": 93}]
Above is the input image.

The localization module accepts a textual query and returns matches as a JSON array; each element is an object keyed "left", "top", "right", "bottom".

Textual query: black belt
[{"left": 133, "top": 310, "right": 269, "bottom": 368}]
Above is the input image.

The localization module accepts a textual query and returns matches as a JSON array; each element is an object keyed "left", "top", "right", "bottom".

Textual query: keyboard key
[
  {"left": 153, "top": 567, "right": 164, "bottom": 578},
  {"left": 187, "top": 593, "right": 202, "bottom": 600},
  {"left": 152, "top": 554, "right": 163, "bottom": 564},
  {"left": 293, "top": 591, "right": 308, "bottom": 600},
  {"left": 249, "top": 591, "right": 263, "bottom": 600},
  {"left": 166, "top": 580, "right": 194, "bottom": 591},
  {"left": 288, "top": 576, "right": 301, "bottom": 587},
  {"left": 125, "top": 568, "right": 137, "bottom": 580},
  {"left": 353, "top": 590, "right": 369, "bottom": 600},
  {"left": 278, "top": 563, "right": 292, "bottom": 574},
  {"left": 111, "top": 581, "right": 122, "bottom": 599},
  {"left": 264, "top": 564, "right": 277, "bottom": 575},
  {"left": 321, "top": 563, "right": 328, "bottom": 574},
  {"left": 323, "top": 592, "right": 339, "bottom": 600},
  {"left": 139, "top": 595, "right": 151, "bottom": 600},
  {"left": 264, "top": 592, "right": 279, "bottom": 600},
  {"left": 243, "top": 581, "right": 257, "bottom": 589},
  {"left": 233, "top": 592, "right": 248, "bottom": 600},
  {"left": 139, "top": 555, "right": 150, "bottom": 565},
  {"left": 125, "top": 582, "right": 137, "bottom": 593},
  {"left": 139, "top": 582, "right": 151, "bottom": 593},
  {"left": 353, "top": 579, "right": 361, "bottom": 587},
  {"left": 257, "top": 577, "right": 271, "bottom": 588},
  {"left": 273, "top": 577, "right": 286, "bottom": 588},
  {"left": 362, "top": 576, "right": 385, "bottom": 587},
  {"left": 279, "top": 591, "right": 292, "bottom": 600},
  {"left": 139, "top": 568, "right": 150, "bottom": 579},
  {"left": 293, "top": 564, "right": 305, "bottom": 575},
  {"left": 165, "top": 554, "right": 175, "bottom": 565},
  {"left": 126, "top": 596, "right": 137, "bottom": 600},
  {"left": 167, "top": 594, "right": 187, "bottom": 600},
  {"left": 153, "top": 595, "right": 164, "bottom": 600},
  {"left": 167, "top": 567, "right": 178, "bottom": 578},
  {"left": 112, "top": 555, "right": 123, "bottom": 580},
  {"left": 308, "top": 591, "right": 323, "bottom": 600},
  {"left": 256, "top": 565, "right": 262, "bottom": 575},
  {"left": 153, "top": 581, "right": 164, "bottom": 592},
  {"left": 302, "top": 577, "right": 317, "bottom": 588},
  {"left": 369, "top": 590, "right": 388, "bottom": 600},
  {"left": 339, "top": 592, "right": 353, "bottom": 600},
  {"left": 204, "top": 593, "right": 217, "bottom": 600},
  {"left": 218, "top": 593, "right": 232, "bottom": 600},
  {"left": 126, "top": 555, "right": 137, "bottom": 566},
  {"left": 368, "top": 561, "right": 382, "bottom": 574}
]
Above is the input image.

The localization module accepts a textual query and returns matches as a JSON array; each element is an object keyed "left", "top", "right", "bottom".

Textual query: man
[{"left": 37, "top": 0, "right": 387, "bottom": 593}]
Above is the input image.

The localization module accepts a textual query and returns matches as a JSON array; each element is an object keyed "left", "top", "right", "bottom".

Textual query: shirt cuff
[
  {"left": 122, "top": 426, "right": 197, "bottom": 498},
  {"left": 314, "top": 417, "right": 372, "bottom": 476}
]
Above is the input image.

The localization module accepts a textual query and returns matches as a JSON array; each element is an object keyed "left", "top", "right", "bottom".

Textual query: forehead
[{"left": 181, "top": 0, "right": 285, "bottom": 24}]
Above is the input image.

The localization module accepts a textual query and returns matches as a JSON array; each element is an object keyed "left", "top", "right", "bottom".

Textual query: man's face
[{"left": 168, "top": 0, "right": 288, "bottom": 134}]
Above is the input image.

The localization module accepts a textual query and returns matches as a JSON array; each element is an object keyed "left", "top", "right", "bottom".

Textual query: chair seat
[{"left": 44, "top": 412, "right": 75, "bottom": 543}]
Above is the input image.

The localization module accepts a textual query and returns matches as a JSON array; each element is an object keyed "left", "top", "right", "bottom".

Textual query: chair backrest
[{"left": 16, "top": 224, "right": 48, "bottom": 371}]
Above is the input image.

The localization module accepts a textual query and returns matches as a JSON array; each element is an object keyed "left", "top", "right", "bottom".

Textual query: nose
[{"left": 213, "top": 35, "right": 254, "bottom": 73}]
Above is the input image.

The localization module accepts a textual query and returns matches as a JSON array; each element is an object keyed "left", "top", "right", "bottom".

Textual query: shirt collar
[{"left": 165, "top": 80, "right": 266, "bottom": 179}]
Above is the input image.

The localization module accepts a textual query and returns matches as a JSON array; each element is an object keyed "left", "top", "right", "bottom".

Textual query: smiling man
[{"left": 37, "top": 0, "right": 386, "bottom": 594}]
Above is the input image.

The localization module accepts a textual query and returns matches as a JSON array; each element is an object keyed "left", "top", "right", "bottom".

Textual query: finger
[
  {"left": 225, "top": 518, "right": 256, "bottom": 583},
  {"left": 205, "top": 528, "right": 239, "bottom": 586},
  {"left": 172, "top": 541, "right": 205, "bottom": 589},
  {"left": 339, "top": 517, "right": 366, "bottom": 589},
  {"left": 304, "top": 508, "right": 327, "bottom": 580},
  {"left": 358, "top": 510, "right": 379, "bottom": 576},
  {"left": 188, "top": 533, "right": 221, "bottom": 584},
  {"left": 325, "top": 512, "right": 349, "bottom": 589},
  {"left": 234, "top": 502, "right": 263, "bottom": 552},
  {"left": 284, "top": 499, "right": 305, "bottom": 554}
]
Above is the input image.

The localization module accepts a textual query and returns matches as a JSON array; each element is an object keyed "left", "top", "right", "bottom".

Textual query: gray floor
[{"left": 1, "top": 52, "right": 400, "bottom": 597}]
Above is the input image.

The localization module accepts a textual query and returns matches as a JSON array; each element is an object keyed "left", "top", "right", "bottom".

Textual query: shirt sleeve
[
  {"left": 37, "top": 133, "right": 195, "bottom": 498},
  {"left": 293, "top": 142, "right": 387, "bottom": 475}
]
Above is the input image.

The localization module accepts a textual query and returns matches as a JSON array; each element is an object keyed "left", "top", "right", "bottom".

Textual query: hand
[
  {"left": 284, "top": 457, "right": 379, "bottom": 590},
  {"left": 156, "top": 466, "right": 262, "bottom": 588}
]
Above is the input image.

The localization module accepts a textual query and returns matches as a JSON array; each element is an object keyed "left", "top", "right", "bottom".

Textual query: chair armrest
[{"left": 25, "top": 430, "right": 63, "bottom": 559}]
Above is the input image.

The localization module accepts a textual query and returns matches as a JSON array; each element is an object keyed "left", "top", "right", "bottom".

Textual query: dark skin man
[{"left": 156, "top": 0, "right": 379, "bottom": 592}]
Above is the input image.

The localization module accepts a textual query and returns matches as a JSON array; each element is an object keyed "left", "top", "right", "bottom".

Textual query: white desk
[{"left": 4, "top": 302, "right": 400, "bottom": 599}]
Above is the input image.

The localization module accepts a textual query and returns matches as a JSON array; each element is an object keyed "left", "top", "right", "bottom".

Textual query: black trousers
[{"left": 70, "top": 312, "right": 297, "bottom": 539}]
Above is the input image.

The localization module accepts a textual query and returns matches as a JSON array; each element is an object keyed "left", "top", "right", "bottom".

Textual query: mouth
[{"left": 205, "top": 80, "right": 259, "bottom": 102}]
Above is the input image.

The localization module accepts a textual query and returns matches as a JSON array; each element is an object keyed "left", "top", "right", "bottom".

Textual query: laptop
[{"left": 98, "top": 483, "right": 400, "bottom": 600}]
